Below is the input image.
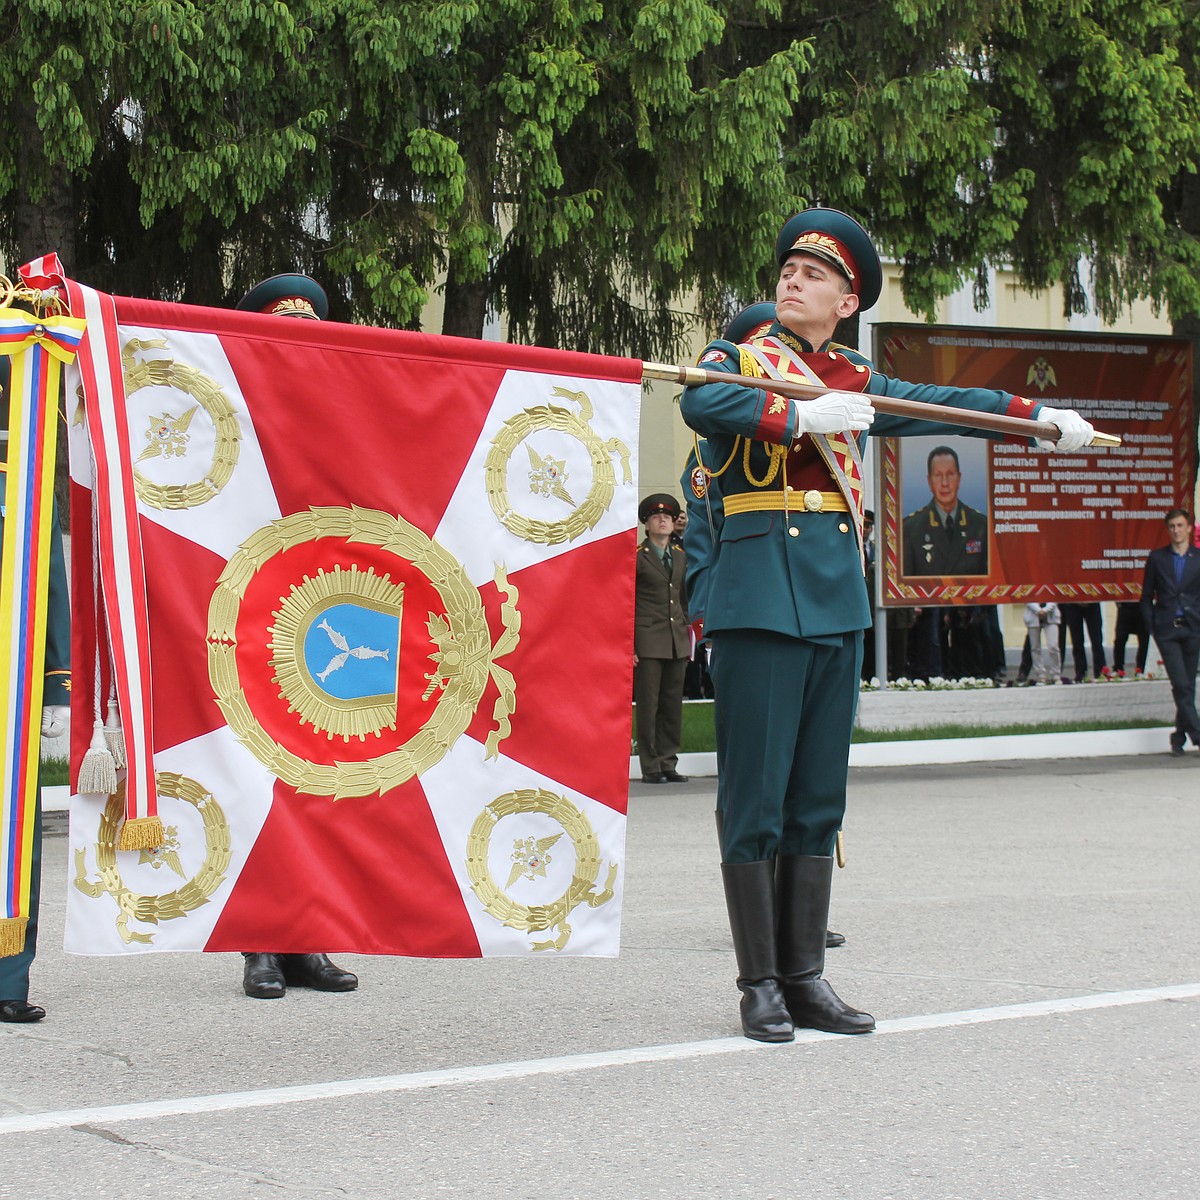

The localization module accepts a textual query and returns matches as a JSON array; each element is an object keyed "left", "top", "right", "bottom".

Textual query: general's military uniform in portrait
[{"left": 902, "top": 498, "right": 989, "bottom": 576}]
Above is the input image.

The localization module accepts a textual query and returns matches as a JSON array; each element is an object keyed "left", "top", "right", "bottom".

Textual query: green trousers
[{"left": 710, "top": 628, "right": 861, "bottom": 863}]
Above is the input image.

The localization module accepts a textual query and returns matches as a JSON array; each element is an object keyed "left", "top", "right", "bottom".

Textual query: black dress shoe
[
  {"left": 0, "top": 999, "right": 46, "bottom": 1023},
  {"left": 1170, "top": 734, "right": 1186, "bottom": 757},
  {"left": 663, "top": 771, "right": 689, "bottom": 783},
  {"left": 242, "top": 952, "right": 286, "bottom": 999},
  {"left": 281, "top": 953, "right": 358, "bottom": 992},
  {"left": 641, "top": 773, "right": 666, "bottom": 784},
  {"left": 826, "top": 929, "right": 846, "bottom": 948}
]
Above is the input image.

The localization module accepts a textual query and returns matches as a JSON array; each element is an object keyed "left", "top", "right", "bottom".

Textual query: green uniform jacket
[{"left": 680, "top": 325, "right": 1041, "bottom": 640}]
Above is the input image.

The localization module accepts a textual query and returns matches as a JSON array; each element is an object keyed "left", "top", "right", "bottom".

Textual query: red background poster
[{"left": 875, "top": 325, "right": 1194, "bottom": 606}]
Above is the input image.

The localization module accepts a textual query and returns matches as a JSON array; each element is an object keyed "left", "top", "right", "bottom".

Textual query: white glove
[
  {"left": 42, "top": 705, "right": 69, "bottom": 739},
  {"left": 793, "top": 391, "right": 875, "bottom": 436},
  {"left": 1035, "top": 406, "right": 1094, "bottom": 453}
]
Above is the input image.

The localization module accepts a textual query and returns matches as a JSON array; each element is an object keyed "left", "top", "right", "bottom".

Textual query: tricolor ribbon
[
  {"left": 18, "top": 255, "right": 162, "bottom": 852},
  {"left": 0, "top": 306, "right": 86, "bottom": 957}
]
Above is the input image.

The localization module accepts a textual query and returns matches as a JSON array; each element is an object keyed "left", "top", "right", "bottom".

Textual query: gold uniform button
[
  {"left": 855, "top": 365, "right": 866, "bottom": 373},
  {"left": 839, "top": 522, "right": 849, "bottom": 533},
  {"left": 789, "top": 527, "right": 800, "bottom": 538}
]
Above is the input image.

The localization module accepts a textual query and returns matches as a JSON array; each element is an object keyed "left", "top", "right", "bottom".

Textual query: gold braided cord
[
  {"left": 693, "top": 432, "right": 740, "bottom": 482},
  {"left": 741, "top": 437, "right": 785, "bottom": 488},
  {"left": 0, "top": 273, "right": 65, "bottom": 317}
]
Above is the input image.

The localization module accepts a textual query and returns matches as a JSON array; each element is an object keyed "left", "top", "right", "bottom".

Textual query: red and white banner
[{"left": 63, "top": 291, "right": 641, "bottom": 957}]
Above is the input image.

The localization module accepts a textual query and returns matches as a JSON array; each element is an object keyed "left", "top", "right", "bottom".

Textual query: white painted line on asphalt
[{"left": 3, "top": 981, "right": 1198, "bottom": 1135}]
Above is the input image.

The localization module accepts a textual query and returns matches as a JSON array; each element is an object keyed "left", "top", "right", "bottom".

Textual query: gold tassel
[
  {"left": 103, "top": 699, "right": 126, "bottom": 769},
  {"left": 0, "top": 916, "right": 28, "bottom": 958},
  {"left": 835, "top": 830, "right": 846, "bottom": 869},
  {"left": 77, "top": 718, "right": 118, "bottom": 796},
  {"left": 117, "top": 815, "right": 165, "bottom": 852}
]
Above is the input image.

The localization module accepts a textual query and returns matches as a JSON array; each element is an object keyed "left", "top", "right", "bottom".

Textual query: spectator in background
[
  {"left": 634, "top": 493, "right": 690, "bottom": 783},
  {"left": 1059, "top": 602, "right": 1106, "bottom": 682},
  {"left": 1140, "top": 509, "right": 1200, "bottom": 756},
  {"left": 671, "top": 507, "right": 688, "bottom": 551},
  {"left": 1023, "top": 601, "right": 1062, "bottom": 685},
  {"left": 1112, "top": 600, "right": 1148, "bottom": 676}
]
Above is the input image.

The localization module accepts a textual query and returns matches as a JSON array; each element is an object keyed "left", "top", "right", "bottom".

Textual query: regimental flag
[{"left": 60, "top": 284, "right": 642, "bottom": 957}]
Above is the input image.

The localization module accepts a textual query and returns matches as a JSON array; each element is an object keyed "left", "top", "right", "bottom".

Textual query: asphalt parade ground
[{"left": 4, "top": 753, "right": 1199, "bottom": 1199}]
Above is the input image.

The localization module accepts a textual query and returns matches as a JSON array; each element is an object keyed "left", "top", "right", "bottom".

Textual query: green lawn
[{"left": 637, "top": 702, "right": 1167, "bottom": 754}]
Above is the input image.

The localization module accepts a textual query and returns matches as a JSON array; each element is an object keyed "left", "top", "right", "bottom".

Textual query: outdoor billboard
[{"left": 874, "top": 324, "right": 1194, "bottom": 607}]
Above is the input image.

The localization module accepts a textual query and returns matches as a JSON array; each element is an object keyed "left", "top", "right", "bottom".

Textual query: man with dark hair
[
  {"left": 1140, "top": 508, "right": 1200, "bottom": 756},
  {"left": 902, "top": 445, "right": 989, "bottom": 577},
  {"left": 681, "top": 207, "right": 1093, "bottom": 1042}
]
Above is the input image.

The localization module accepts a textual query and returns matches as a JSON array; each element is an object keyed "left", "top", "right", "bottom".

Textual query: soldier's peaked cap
[
  {"left": 723, "top": 302, "right": 776, "bottom": 344},
  {"left": 775, "top": 208, "right": 881, "bottom": 311},
  {"left": 236, "top": 273, "right": 329, "bottom": 321},
  {"left": 638, "top": 493, "right": 681, "bottom": 522}
]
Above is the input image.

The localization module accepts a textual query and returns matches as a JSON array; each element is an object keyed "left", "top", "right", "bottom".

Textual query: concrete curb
[{"left": 631, "top": 726, "right": 1176, "bottom": 779}]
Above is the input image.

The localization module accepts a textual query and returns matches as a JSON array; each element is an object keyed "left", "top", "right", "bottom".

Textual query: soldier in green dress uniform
[
  {"left": 233, "top": 274, "right": 360, "bottom": 1000},
  {"left": 680, "top": 209, "right": 1094, "bottom": 1042},
  {"left": 0, "top": 360, "right": 70, "bottom": 1023}
]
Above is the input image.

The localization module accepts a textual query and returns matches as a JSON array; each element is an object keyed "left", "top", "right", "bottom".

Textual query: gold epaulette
[{"left": 738, "top": 348, "right": 765, "bottom": 378}]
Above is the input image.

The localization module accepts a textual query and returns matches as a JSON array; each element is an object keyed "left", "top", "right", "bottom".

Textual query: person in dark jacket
[{"left": 1140, "top": 508, "right": 1200, "bottom": 755}]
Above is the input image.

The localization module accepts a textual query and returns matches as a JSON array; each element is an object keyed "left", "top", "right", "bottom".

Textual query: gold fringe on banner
[
  {"left": 117, "top": 815, "right": 164, "bottom": 852},
  {"left": 0, "top": 916, "right": 28, "bottom": 958}
]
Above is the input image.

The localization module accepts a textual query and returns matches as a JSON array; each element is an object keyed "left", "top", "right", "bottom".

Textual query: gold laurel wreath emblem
[
  {"left": 72, "top": 772, "right": 232, "bottom": 945},
  {"left": 466, "top": 788, "right": 618, "bottom": 951},
  {"left": 208, "top": 506, "right": 521, "bottom": 799},
  {"left": 485, "top": 385, "right": 631, "bottom": 545},
  {"left": 123, "top": 337, "right": 241, "bottom": 510}
]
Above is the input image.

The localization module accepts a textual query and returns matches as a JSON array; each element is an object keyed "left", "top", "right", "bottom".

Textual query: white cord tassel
[
  {"left": 103, "top": 697, "right": 126, "bottom": 769},
  {"left": 77, "top": 718, "right": 118, "bottom": 796}
]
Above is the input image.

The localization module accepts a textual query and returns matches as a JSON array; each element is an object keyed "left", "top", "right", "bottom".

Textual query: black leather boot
[
  {"left": 242, "top": 952, "right": 286, "bottom": 999},
  {"left": 721, "top": 860, "right": 794, "bottom": 1043},
  {"left": 0, "top": 999, "right": 46, "bottom": 1022},
  {"left": 281, "top": 953, "right": 358, "bottom": 992},
  {"left": 826, "top": 929, "right": 846, "bottom": 948},
  {"left": 777, "top": 855, "right": 874, "bottom": 1034}
]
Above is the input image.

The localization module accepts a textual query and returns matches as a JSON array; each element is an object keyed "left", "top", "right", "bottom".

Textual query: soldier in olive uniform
[
  {"left": 634, "top": 493, "right": 690, "bottom": 783},
  {"left": 902, "top": 445, "right": 989, "bottom": 576}
]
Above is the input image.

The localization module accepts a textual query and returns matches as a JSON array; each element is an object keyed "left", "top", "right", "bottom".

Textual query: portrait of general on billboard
[
  {"left": 875, "top": 325, "right": 1194, "bottom": 607},
  {"left": 899, "top": 437, "right": 990, "bottom": 579}
]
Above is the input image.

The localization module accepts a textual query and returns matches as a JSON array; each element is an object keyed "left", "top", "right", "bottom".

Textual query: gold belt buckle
[{"left": 803, "top": 489, "right": 824, "bottom": 512}]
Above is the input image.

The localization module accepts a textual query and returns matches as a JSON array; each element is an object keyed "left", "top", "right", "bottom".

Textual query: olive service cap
[
  {"left": 638, "top": 493, "right": 681, "bottom": 522},
  {"left": 236, "top": 273, "right": 329, "bottom": 321},
  {"left": 723, "top": 302, "right": 776, "bottom": 344},
  {"left": 775, "top": 209, "right": 882, "bottom": 311}
]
